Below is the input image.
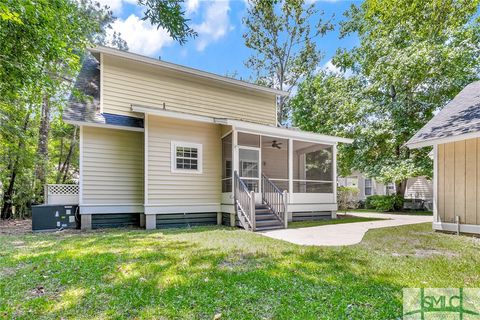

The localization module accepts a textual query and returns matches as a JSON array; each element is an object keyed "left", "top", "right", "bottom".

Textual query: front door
[{"left": 238, "top": 147, "right": 261, "bottom": 203}]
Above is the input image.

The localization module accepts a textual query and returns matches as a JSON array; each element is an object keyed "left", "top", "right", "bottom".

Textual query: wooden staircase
[
  {"left": 254, "top": 203, "right": 284, "bottom": 231},
  {"left": 234, "top": 171, "right": 287, "bottom": 232}
]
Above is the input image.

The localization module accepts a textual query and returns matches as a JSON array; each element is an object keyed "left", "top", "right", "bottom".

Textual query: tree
[
  {"left": 0, "top": 0, "right": 196, "bottom": 219},
  {"left": 291, "top": 71, "right": 367, "bottom": 176},
  {"left": 139, "top": 0, "right": 197, "bottom": 44},
  {"left": 243, "top": 0, "right": 333, "bottom": 125},
  {"left": 292, "top": 0, "right": 480, "bottom": 195}
]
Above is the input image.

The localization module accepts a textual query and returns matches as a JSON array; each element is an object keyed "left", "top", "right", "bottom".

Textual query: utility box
[{"left": 32, "top": 204, "right": 79, "bottom": 231}]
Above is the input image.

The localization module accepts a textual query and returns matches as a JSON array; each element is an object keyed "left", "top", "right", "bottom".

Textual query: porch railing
[
  {"left": 234, "top": 171, "right": 256, "bottom": 231},
  {"left": 261, "top": 174, "right": 288, "bottom": 228}
]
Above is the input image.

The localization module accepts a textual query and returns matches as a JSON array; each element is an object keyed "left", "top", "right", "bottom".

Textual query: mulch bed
[{"left": 0, "top": 219, "right": 32, "bottom": 235}]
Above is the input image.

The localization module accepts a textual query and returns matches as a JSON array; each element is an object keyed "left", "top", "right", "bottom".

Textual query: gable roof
[
  {"left": 406, "top": 81, "right": 480, "bottom": 148},
  {"left": 62, "top": 54, "right": 144, "bottom": 130},
  {"left": 90, "top": 46, "right": 289, "bottom": 97}
]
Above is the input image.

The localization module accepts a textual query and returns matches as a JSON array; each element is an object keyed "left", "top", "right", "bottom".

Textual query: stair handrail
[
  {"left": 261, "top": 174, "right": 288, "bottom": 228},
  {"left": 234, "top": 171, "right": 256, "bottom": 231}
]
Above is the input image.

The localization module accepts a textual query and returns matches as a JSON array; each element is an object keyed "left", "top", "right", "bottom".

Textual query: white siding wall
[
  {"left": 405, "top": 176, "right": 433, "bottom": 200},
  {"left": 147, "top": 116, "right": 222, "bottom": 205},
  {"left": 102, "top": 55, "right": 277, "bottom": 125},
  {"left": 82, "top": 127, "right": 144, "bottom": 205}
]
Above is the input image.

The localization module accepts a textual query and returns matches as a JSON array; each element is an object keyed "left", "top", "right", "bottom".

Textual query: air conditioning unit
[{"left": 32, "top": 204, "right": 79, "bottom": 231}]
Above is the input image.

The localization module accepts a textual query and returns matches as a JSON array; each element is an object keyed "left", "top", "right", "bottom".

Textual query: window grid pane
[{"left": 175, "top": 145, "right": 199, "bottom": 171}]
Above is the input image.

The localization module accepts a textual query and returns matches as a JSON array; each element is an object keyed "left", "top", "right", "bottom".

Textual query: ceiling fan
[{"left": 271, "top": 140, "right": 283, "bottom": 149}]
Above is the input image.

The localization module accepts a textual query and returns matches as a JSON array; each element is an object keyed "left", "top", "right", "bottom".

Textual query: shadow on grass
[{"left": 0, "top": 226, "right": 406, "bottom": 319}]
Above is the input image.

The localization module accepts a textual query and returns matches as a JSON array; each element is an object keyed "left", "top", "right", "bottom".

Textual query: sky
[{"left": 100, "top": 0, "right": 361, "bottom": 80}]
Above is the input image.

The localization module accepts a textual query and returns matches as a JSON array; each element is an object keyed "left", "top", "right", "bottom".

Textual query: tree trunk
[
  {"left": 1, "top": 114, "right": 30, "bottom": 219},
  {"left": 60, "top": 126, "right": 78, "bottom": 184},
  {"left": 55, "top": 137, "right": 64, "bottom": 183},
  {"left": 395, "top": 179, "right": 407, "bottom": 197},
  {"left": 36, "top": 95, "right": 51, "bottom": 189}
]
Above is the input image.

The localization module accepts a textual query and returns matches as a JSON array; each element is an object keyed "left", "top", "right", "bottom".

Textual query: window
[
  {"left": 365, "top": 178, "right": 373, "bottom": 196},
  {"left": 171, "top": 141, "right": 202, "bottom": 173},
  {"left": 386, "top": 183, "right": 395, "bottom": 195}
]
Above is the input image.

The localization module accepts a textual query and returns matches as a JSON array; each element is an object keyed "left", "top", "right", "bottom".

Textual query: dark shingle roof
[
  {"left": 407, "top": 81, "right": 480, "bottom": 147},
  {"left": 62, "top": 54, "right": 143, "bottom": 129}
]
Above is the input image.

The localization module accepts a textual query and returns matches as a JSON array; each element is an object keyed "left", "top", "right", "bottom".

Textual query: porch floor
[{"left": 259, "top": 212, "right": 432, "bottom": 246}]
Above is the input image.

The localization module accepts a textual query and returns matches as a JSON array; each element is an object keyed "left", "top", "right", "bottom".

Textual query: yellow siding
[
  {"left": 102, "top": 55, "right": 277, "bottom": 125},
  {"left": 438, "top": 138, "right": 480, "bottom": 225},
  {"left": 82, "top": 127, "right": 144, "bottom": 204},
  {"left": 454, "top": 141, "right": 466, "bottom": 222},
  {"left": 437, "top": 144, "right": 445, "bottom": 219},
  {"left": 443, "top": 142, "right": 455, "bottom": 222},
  {"left": 147, "top": 115, "right": 222, "bottom": 205},
  {"left": 465, "top": 139, "right": 477, "bottom": 224}
]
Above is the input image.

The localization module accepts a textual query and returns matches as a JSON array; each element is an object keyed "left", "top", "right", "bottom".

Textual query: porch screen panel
[
  {"left": 293, "top": 141, "right": 333, "bottom": 193},
  {"left": 239, "top": 148, "right": 260, "bottom": 192},
  {"left": 222, "top": 133, "right": 233, "bottom": 192}
]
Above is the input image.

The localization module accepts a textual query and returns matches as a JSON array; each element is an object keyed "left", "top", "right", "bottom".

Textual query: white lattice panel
[{"left": 45, "top": 184, "right": 79, "bottom": 204}]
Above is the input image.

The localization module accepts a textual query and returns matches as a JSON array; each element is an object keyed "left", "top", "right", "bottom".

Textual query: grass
[
  {"left": 345, "top": 208, "right": 433, "bottom": 216},
  {"left": 1, "top": 224, "right": 479, "bottom": 319},
  {"left": 287, "top": 215, "right": 385, "bottom": 229}
]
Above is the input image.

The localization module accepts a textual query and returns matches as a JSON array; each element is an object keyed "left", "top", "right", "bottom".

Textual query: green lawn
[
  {"left": 1, "top": 223, "right": 479, "bottom": 319},
  {"left": 345, "top": 208, "right": 433, "bottom": 216},
  {"left": 288, "top": 215, "right": 385, "bottom": 229}
]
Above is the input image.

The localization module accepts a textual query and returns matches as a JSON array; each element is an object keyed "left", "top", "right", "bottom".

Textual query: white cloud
[
  {"left": 95, "top": 0, "right": 137, "bottom": 13},
  {"left": 192, "top": 0, "right": 233, "bottom": 51},
  {"left": 323, "top": 59, "right": 342, "bottom": 74},
  {"left": 322, "top": 59, "right": 354, "bottom": 77},
  {"left": 185, "top": 0, "right": 200, "bottom": 14},
  {"left": 108, "top": 14, "right": 174, "bottom": 56}
]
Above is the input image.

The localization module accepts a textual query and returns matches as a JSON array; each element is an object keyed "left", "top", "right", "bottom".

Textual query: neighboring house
[
  {"left": 407, "top": 81, "right": 480, "bottom": 235},
  {"left": 63, "top": 46, "right": 352, "bottom": 231},
  {"left": 338, "top": 172, "right": 433, "bottom": 203}
]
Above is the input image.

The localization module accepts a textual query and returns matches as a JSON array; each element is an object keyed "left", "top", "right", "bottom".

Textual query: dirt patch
[
  {"left": 392, "top": 249, "right": 458, "bottom": 258},
  {"left": 0, "top": 219, "right": 32, "bottom": 235},
  {"left": 0, "top": 267, "right": 17, "bottom": 277},
  {"left": 218, "top": 254, "right": 260, "bottom": 271}
]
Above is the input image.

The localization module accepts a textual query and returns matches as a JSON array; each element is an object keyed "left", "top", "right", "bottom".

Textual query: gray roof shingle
[
  {"left": 62, "top": 54, "right": 143, "bottom": 129},
  {"left": 407, "top": 81, "right": 480, "bottom": 147}
]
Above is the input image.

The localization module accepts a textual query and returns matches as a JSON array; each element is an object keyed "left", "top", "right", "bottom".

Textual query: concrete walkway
[{"left": 260, "top": 212, "right": 432, "bottom": 246}]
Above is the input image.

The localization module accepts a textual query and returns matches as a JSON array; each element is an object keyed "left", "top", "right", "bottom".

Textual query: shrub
[
  {"left": 365, "top": 195, "right": 404, "bottom": 212},
  {"left": 337, "top": 186, "right": 360, "bottom": 210}
]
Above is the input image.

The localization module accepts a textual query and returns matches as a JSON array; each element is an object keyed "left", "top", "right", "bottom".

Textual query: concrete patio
[{"left": 260, "top": 212, "right": 433, "bottom": 246}]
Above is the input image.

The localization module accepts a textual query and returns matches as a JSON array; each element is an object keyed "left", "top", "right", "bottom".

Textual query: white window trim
[
  {"left": 171, "top": 141, "right": 203, "bottom": 174},
  {"left": 364, "top": 178, "right": 373, "bottom": 196}
]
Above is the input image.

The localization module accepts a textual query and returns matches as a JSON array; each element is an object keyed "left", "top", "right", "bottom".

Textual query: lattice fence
[{"left": 45, "top": 184, "right": 79, "bottom": 204}]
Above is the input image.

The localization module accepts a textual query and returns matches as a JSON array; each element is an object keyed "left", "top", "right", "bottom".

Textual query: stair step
[
  {"left": 256, "top": 214, "right": 277, "bottom": 221},
  {"left": 255, "top": 225, "right": 284, "bottom": 231},
  {"left": 255, "top": 219, "right": 283, "bottom": 227},
  {"left": 255, "top": 209, "right": 273, "bottom": 214}
]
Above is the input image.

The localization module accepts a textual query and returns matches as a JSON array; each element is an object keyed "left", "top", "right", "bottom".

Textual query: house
[
  {"left": 338, "top": 172, "right": 433, "bottom": 204},
  {"left": 406, "top": 80, "right": 480, "bottom": 234},
  {"left": 63, "top": 46, "right": 352, "bottom": 231}
]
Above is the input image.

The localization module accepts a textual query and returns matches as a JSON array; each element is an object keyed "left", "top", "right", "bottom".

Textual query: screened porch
[{"left": 221, "top": 128, "right": 338, "bottom": 220}]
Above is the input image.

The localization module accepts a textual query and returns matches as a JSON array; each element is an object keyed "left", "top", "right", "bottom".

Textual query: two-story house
[{"left": 63, "top": 46, "right": 352, "bottom": 231}]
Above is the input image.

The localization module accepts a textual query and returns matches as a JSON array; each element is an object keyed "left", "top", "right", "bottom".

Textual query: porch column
[
  {"left": 332, "top": 143, "right": 338, "bottom": 219},
  {"left": 288, "top": 139, "right": 293, "bottom": 222},
  {"left": 288, "top": 139, "right": 293, "bottom": 196},
  {"left": 232, "top": 130, "right": 239, "bottom": 174},
  {"left": 231, "top": 130, "right": 239, "bottom": 226}
]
